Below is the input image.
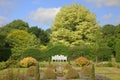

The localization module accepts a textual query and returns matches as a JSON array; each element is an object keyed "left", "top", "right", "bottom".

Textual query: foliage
[
  {"left": 28, "top": 26, "right": 50, "bottom": 45},
  {"left": 51, "top": 4, "right": 99, "bottom": 47},
  {"left": 39, "top": 45, "right": 47, "bottom": 51},
  {"left": 101, "top": 24, "right": 116, "bottom": 56},
  {"left": 69, "top": 45, "right": 91, "bottom": 60},
  {"left": 19, "top": 57, "right": 37, "bottom": 68},
  {"left": 6, "top": 30, "right": 40, "bottom": 59},
  {"left": 45, "top": 44, "right": 69, "bottom": 60},
  {"left": 35, "top": 63, "right": 40, "bottom": 80},
  {"left": 5, "top": 19, "right": 29, "bottom": 30},
  {"left": 0, "top": 48, "right": 11, "bottom": 61},
  {"left": 64, "top": 64, "right": 72, "bottom": 70},
  {"left": 115, "top": 40, "right": 120, "bottom": 62},
  {"left": 96, "top": 62, "right": 114, "bottom": 67},
  {"left": 65, "top": 68, "right": 79, "bottom": 79},
  {"left": 27, "top": 66, "right": 36, "bottom": 77},
  {"left": 43, "top": 67, "right": 56, "bottom": 79},
  {"left": 97, "top": 47, "right": 112, "bottom": 61},
  {"left": 89, "top": 64, "right": 95, "bottom": 80},
  {"left": 81, "top": 65, "right": 91, "bottom": 77},
  {"left": 0, "top": 61, "right": 8, "bottom": 70},
  {"left": 75, "top": 57, "right": 90, "bottom": 67},
  {"left": 21, "top": 48, "right": 43, "bottom": 61}
]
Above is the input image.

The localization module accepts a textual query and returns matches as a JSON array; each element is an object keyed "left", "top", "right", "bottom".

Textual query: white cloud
[
  {"left": 27, "top": 8, "right": 60, "bottom": 25},
  {"left": 0, "top": 0, "right": 14, "bottom": 7},
  {"left": 116, "top": 16, "right": 120, "bottom": 24},
  {"left": 102, "top": 13, "right": 112, "bottom": 22},
  {"left": 0, "top": 16, "right": 7, "bottom": 27},
  {"left": 86, "top": 0, "right": 120, "bottom": 7}
]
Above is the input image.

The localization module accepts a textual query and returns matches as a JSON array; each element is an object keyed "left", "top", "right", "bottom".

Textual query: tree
[
  {"left": 6, "top": 30, "right": 40, "bottom": 59},
  {"left": 115, "top": 24, "right": 120, "bottom": 62},
  {"left": 101, "top": 24, "right": 116, "bottom": 54},
  {"left": 51, "top": 4, "right": 99, "bottom": 47},
  {"left": 5, "top": 19, "right": 29, "bottom": 30},
  {"left": 0, "top": 19, "right": 29, "bottom": 48},
  {"left": 28, "top": 26, "right": 50, "bottom": 45},
  {"left": 115, "top": 40, "right": 120, "bottom": 62}
]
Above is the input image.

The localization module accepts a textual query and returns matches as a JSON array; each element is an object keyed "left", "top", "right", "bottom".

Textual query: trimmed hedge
[
  {"left": 45, "top": 44, "right": 69, "bottom": 61},
  {"left": 21, "top": 48, "right": 44, "bottom": 61},
  {"left": 97, "top": 47, "right": 112, "bottom": 61}
]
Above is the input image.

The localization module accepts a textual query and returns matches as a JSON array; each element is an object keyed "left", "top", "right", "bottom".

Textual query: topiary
[
  {"left": 26, "top": 66, "right": 36, "bottom": 77},
  {"left": 43, "top": 68, "right": 56, "bottom": 79},
  {"left": 65, "top": 68, "right": 79, "bottom": 79},
  {"left": 21, "top": 48, "right": 44, "bottom": 61},
  {"left": 47, "top": 64, "right": 56, "bottom": 69},
  {"left": 75, "top": 56, "right": 90, "bottom": 67},
  {"left": 35, "top": 63, "right": 40, "bottom": 80},
  {"left": 80, "top": 65, "right": 91, "bottom": 77},
  {"left": 19, "top": 57, "right": 37, "bottom": 68},
  {"left": 64, "top": 64, "right": 72, "bottom": 70}
]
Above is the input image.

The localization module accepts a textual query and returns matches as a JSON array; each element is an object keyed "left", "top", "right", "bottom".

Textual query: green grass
[{"left": 95, "top": 67, "right": 120, "bottom": 80}]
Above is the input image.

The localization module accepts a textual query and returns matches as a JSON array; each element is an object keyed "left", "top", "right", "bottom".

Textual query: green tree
[
  {"left": 115, "top": 24, "right": 120, "bottom": 62},
  {"left": 5, "top": 19, "right": 29, "bottom": 30},
  {"left": 101, "top": 24, "right": 116, "bottom": 54},
  {"left": 6, "top": 30, "right": 40, "bottom": 59},
  {"left": 0, "top": 19, "right": 29, "bottom": 48},
  {"left": 115, "top": 40, "right": 120, "bottom": 62},
  {"left": 28, "top": 26, "right": 50, "bottom": 45},
  {"left": 51, "top": 4, "right": 99, "bottom": 47}
]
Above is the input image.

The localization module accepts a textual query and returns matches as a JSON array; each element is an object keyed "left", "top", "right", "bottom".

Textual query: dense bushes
[
  {"left": 21, "top": 48, "right": 44, "bottom": 61},
  {"left": 75, "top": 57, "right": 90, "bottom": 67},
  {"left": 19, "top": 57, "right": 37, "bottom": 68},
  {"left": 97, "top": 48, "right": 112, "bottom": 61},
  {"left": 69, "top": 45, "right": 91, "bottom": 60},
  {"left": 115, "top": 40, "right": 120, "bottom": 62},
  {"left": 0, "top": 48, "right": 11, "bottom": 61},
  {"left": 65, "top": 67, "right": 79, "bottom": 79},
  {"left": 45, "top": 44, "right": 69, "bottom": 60},
  {"left": 43, "top": 67, "right": 56, "bottom": 79}
]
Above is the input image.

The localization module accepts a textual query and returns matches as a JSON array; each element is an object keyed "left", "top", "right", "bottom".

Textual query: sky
[{"left": 0, "top": 0, "right": 120, "bottom": 30}]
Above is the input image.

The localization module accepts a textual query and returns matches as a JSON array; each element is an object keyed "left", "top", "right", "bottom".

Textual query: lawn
[
  {"left": 0, "top": 62, "right": 120, "bottom": 80},
  {"left": 95, "top": 67, "right": 120, "bottom": 80}
]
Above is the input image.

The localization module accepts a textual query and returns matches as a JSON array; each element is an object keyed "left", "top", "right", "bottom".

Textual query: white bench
[{"left": 51, "top": 55, "right": 67, "bottom": 62}]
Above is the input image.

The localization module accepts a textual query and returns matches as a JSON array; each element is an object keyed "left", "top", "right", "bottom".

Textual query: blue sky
[{"left": 0, "top": 0, "right": 120, "bottom": 30}]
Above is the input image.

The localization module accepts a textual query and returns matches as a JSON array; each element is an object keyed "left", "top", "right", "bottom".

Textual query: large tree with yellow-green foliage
[
  {"left": 6, "top": 30, "right": 40, "bottom": 59},
  {"left": 51, "top": 4, "right": 99, "bottom": 47}
]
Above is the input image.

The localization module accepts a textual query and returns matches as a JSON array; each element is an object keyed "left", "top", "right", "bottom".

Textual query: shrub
[
  {"left": 65, "top": 68, "right": 79, "bottom": 79},
  {"left": 0, "top": 48, "right": 11, "bottom": 61},
  {"left": 97, "top": 48, "right": 112, "bottom": 61},
  {"left": 27, "top": 66, "right": 36, "bottom": 77},
  {"left": 69, "top": 45, "right": 91, "bottom": 60},
  {"left": 115, "top": 40, "right": 120, "bottom": 62},
  {"left": 35, "top": 63, "right": 40, "bottom": 80},
  {"left": 81, "top": 65, "right": 91, "bottom": 77},
  {"left": 45, "top": 44, "right": 69, "bottom": 61},
  {"left": 64, "top": 64, "right": 72, "bottom": 70},
  {"left": 96, "top": 62, "right": 114, "bottom": 67},
  {"left": 43, "top": 68, "right": 56, "bottom": 79},
  {"left": 89, "top": 64, "right": 95, "bottom": 80},
  {"left": 19, "top": 57, "right": 37, "bottom": 68},
  {"left": 75, "top": 57, "right": 90, "bottom": 67},
  {"left": 48, "top": 64, "right": 56, "bottom": 69},
  {"left": 21, "top": 48, "right": 44, "bottom": 61},
  {"left": 0, "top": 61, "right": 8, "bottom": 70}
]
